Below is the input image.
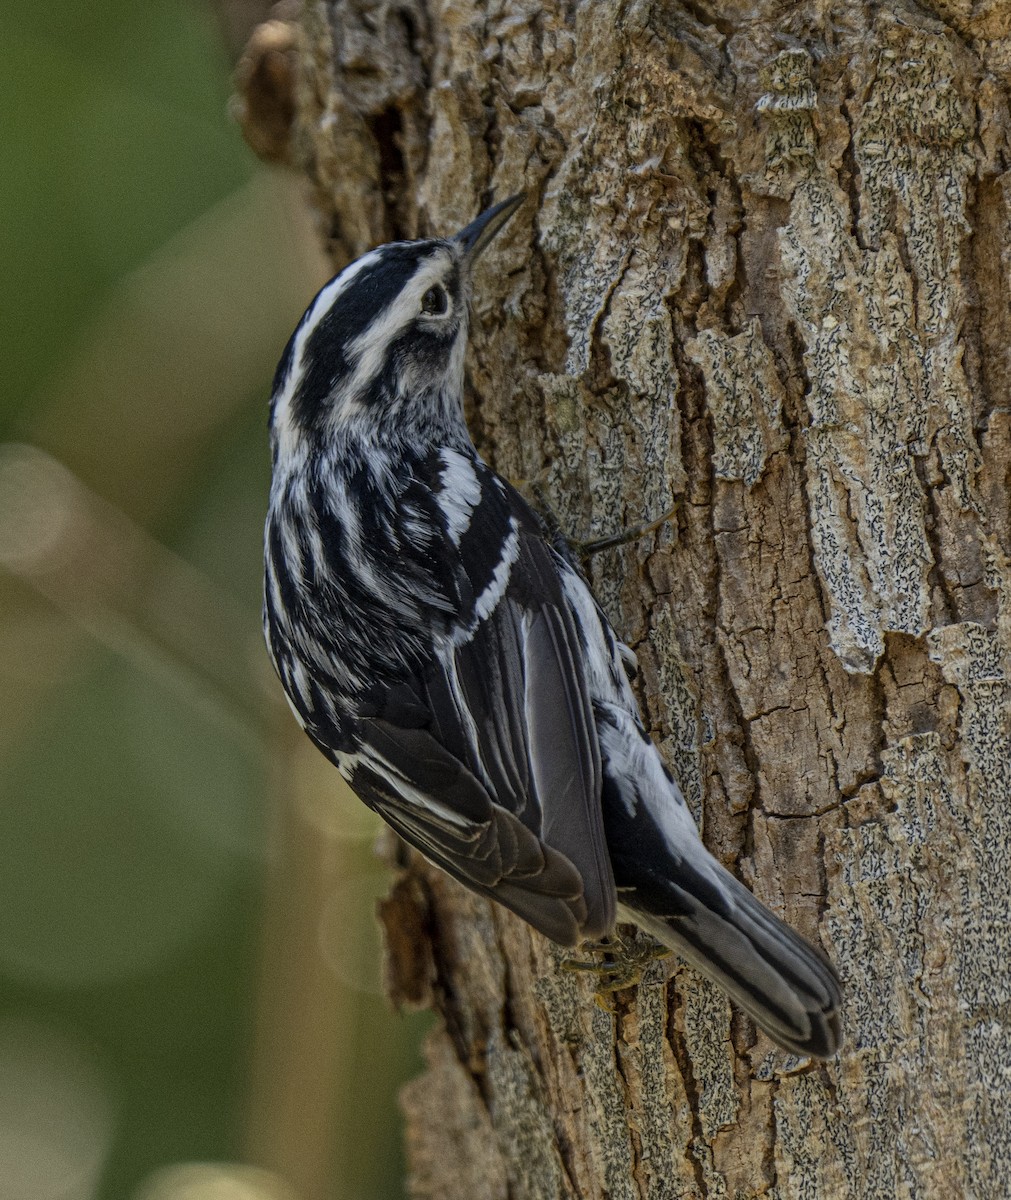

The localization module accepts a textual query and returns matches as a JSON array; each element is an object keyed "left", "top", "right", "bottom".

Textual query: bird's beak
[{"left": 453, "top": 193, "right": 525, "bottom": 267}]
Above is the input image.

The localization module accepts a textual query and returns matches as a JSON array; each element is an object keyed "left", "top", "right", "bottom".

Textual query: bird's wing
[{"left": 344, "top": 453, "right": 616, "bottom": 945}]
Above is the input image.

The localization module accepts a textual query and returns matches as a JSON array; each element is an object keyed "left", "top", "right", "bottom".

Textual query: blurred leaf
[
  {"left": 0, "top": 10, "right": 252, "bottom": 427},
  {"left": 0, "top": 652, "right": 255, "bottom": 989}
]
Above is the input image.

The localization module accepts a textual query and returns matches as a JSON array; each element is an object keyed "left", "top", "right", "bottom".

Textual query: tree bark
[{"left": 240, "top": 1, "right": 1011, "bottom": 1194}]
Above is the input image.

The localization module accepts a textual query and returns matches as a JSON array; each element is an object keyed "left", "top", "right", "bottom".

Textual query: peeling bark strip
[{"left": 260, "top": 1, "right": 1011, "bottom": 1195}]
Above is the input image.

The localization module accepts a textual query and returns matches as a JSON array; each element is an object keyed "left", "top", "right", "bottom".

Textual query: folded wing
[{"left": 346, "top": 466, "right": 616, "bottom": 945}]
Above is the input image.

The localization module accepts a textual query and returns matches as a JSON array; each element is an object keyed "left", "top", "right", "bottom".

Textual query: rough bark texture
[{"left": 240, "top": 1, "right": 1011, "bottom": 1195}]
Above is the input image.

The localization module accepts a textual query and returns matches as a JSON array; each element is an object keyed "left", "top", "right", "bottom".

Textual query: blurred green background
[{"left": 0, "top": 2, "right": 428, "bottom": 1198}]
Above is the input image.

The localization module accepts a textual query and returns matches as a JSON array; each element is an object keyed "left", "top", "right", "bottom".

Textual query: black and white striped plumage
[{"left": 264, "top": 195, "right": 842, "bottom": 1057}]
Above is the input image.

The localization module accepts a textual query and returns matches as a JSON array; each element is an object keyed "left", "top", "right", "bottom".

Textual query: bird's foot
[{"left": 561, "top": 930, "right": 672, "bottom": 1009}]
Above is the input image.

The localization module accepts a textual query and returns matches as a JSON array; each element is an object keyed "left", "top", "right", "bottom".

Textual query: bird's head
[{"left": 268, "top": 194, "right": 525, "bottom": 470}]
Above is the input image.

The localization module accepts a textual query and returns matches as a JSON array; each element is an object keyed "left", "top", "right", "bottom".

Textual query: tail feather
[{"left": 621, "top": 859, "right": 842, "bottom": 1058}]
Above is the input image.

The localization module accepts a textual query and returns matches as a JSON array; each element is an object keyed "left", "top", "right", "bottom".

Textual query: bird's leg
[
  {"left": 572, "top": 504, "right": 679, "bottom": 559},
  {"left": 515, "top": 474, "right": 677, "bottom": 565},
  {"left": 560, "top": 929, "right": 672, "bottom": 1007}
]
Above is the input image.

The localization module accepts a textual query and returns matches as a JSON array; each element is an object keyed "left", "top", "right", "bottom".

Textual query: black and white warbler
[{"left": 263, "top": 195, "right": 842, "bottom": 1057}]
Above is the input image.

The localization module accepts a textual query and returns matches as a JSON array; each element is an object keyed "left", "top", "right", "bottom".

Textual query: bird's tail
[{"left": 619, "top": 855, "right": 842, "bottom": 1058}]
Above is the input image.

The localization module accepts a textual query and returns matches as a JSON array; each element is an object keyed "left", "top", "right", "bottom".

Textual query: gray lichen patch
[
  {"left": 685, "top": 321, "right": 788, "bottom": 488},
  {"left": 680, "top": 974, "right": 737, "bottom": 1139},
  {"left": 485, "top": 1029, "right": 576, "bottom": 1200},
  {"left": 578, "top": 1005, "right": 639, "bottom": 1200},
  {"left": 649, "top": 605, "right": 706, "bottom": 824},
  {"left": 772, "top": 1067, "right": 853, "bottom": 1199},
  {"left": 755, "top": 47, "right": 819, "bottom": 190},
  {"left": 816, "top": 735, "right": 975, "bottom": 1198},
  {"left": 766, "top": 25, "right": 979, "bottom": 673},
  {"left": 925, "top": 574, "right": 1011, "bottom": 1197},
  {"left": 616, "top": 976, "right": 696, "bottom": 1199},
  {"left": 604, "top": 255, "right": 686, "bottom": 503}
]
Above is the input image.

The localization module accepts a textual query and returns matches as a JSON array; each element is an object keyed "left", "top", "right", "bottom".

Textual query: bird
[{"left": 263, "top": 193, "right": 842, "bottom": 1058}]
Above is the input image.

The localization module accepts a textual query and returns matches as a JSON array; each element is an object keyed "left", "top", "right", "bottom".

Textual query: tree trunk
[{"left": 239, "top": 1, "right": 1011, "bottom": 1194}]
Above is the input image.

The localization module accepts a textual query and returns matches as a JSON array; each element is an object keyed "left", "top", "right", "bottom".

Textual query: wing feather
[
  {"left": 349, "top": 728, "right": 591, "bottom": 945},
  {"left": 345, "top": 458, "right": 616, "bottom": 944}
]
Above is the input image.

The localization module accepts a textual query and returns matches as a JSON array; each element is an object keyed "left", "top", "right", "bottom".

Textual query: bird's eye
[{"left": 421, "top": 284, "right": 449, "bottom": 316}]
